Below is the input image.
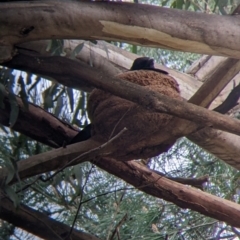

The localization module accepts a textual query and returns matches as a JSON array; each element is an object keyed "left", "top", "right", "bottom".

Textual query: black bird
[
  {"left": 130, "top": 57, "right": 168, "bottom": 75},
  {"left": 70, "top": 123, "right": 92, "bottom": 144},
  {"left": 70, "top": 57, "right": 167, "bottom": 144}
]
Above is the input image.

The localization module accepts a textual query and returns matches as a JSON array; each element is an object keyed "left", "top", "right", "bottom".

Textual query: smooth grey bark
[{"left": 1, "top": 1, "right": 240, "bottom": 62}]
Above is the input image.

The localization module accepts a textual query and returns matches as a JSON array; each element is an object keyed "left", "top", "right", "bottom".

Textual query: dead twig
[{"left": 40, "top": 128, "right": 128, "bottom": 182}]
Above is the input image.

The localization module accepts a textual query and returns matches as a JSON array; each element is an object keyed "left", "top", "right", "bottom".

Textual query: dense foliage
[{"left": 1, "top": 0, "right": 240, "bottom": 239}]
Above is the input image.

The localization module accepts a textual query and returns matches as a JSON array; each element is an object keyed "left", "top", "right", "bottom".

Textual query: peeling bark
[
  {"left": 1, "top": 1, "right": 240, "bottom": 62},
  {"left": 2, "top": 0, "right": 240, "bottom": 234},
  {"left": 4, "top": 53, "right": 240, "bottom": 137},
  {"left": 96, "top": 158, "right": 240, "bottom": 228},
  {"left": 4, "top": 52, "right": 240, "bottom": 169},
  {"left": 17, "top": 39, "right": 203, "bottom": 99}
]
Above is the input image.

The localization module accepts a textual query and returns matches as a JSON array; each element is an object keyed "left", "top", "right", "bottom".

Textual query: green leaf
[
  {"left": 70, "top": 42, "right": 84, "bottom": 59},
  {"left": 0, "top": 123, "right": 9, "bottom": 134},
  {"left": 0, "top": 83, "right": 6, "bottom": 109},
  {"left": 66, "top": 87, "right": 74, "bottom": 112},
  {"left": 102, "top": 42, "right": 110, "bottom": 59},
  {"left": 46, "top": 40, "right": 53, "bottom": 52},
  {"left": 175, "top": 0, "right": 184, "bottom": 9},
  {"left": 185, "top": 0, "right": 191, "bottom": 10},
  {"left": 218, "top": 0, "right": 228, "bottom": 15},
  {"left": 8, "top": 93, "right": 19, "bottom": 128},
  {"left": 5, "top": 162, "right": 15, "bottom": 185},
  {"left": 42, "top": 83, "right": 59, "bottom": 109},
  {"left": 47, "top": 39, "right": 64, "bottom": 56},
  {"left": 162, "top": 0, "right": 169, "bottom": 6},
  {"left": 18, "top": 76, "right": 29, "bottom": 111},
  {"left": 4, "top": 156, "right": 18, "bottom": 185},
  {"left": 4, "top": 185, "right": 20, "bottom": 208},
  {"left": 28, "top": 75, "right": 41, "bottom": 94},
  {"left": 26, "top": 73, "right": 32, "bottom": 85},
  {"left": 8, "top": 155, "right": 18, "bottom": 173},
  {"left": 132, "top": 45, "right": 137, "bottom": 54},
  {"left": 73, "top": 165, "right": 83, "bottom": 191},
  {"left": 55, "top": 95, "right": 63, "bottom": 117}
]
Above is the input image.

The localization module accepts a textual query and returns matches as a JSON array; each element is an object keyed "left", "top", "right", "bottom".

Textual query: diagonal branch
[
  {"left": 188, "top": 58, "right": 240, "bottom": 108},
  {"left": 88, "top": 40, "right": 240, "bottom": 169},
  {"left": 0, "top": 193, "right": 101, "bottom": 240},
  {"left": 9, "top": 41, "right": 240, "bottom": 169},
  {"left": 0, "top": 94, "right": 240, "bottom": 227},
  {"left": 96, "top": 158, "right": 240, "bottom": 228},
  {"left": 0, "top": 94, "right": 77, "bottom": 147},
  {"left": 4, "top": 53, "right": 240, "bottom": 138}
]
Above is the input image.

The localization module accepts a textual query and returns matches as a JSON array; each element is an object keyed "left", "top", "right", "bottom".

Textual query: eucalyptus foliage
[{"left": 1, "top": 0, "right": 240, "bottom": 239}]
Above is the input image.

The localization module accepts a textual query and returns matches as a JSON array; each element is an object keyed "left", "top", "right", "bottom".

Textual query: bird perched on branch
[
  {"left": 130, "top": 57, "right": 168, "bottom": 75},
  {"left": 71, "top": 57, "right": 181, "bottom": 160}
]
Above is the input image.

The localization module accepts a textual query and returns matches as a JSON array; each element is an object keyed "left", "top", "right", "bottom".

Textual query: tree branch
[
  {"left": 188, "top": 58, "right": 240, "bottom": 108},
  {"left": 0, "top": 193, "right": 101, "bottom": 240},
  {"left": 4, "top": 54, "right": 240, "bottom": 138},
  {"left": 0, "top": 93, "right": 240, "bottom": 227},
  {"left": 1, "top": 1, "right": 240, "bottom": 62},
  {"left": 153, "top": 170, "right": 209, "bottom": 190},
  {"left": 5, "top": 52, "right": 240, "bottom": 169},
  {"left": 95, "top": 158, "right": 240, "bottom": 228},
  {"left": 0, "top": 94, "right": 77, "bottom": 147}
]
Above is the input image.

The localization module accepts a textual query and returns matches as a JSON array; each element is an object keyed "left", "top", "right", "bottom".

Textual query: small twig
[
  {"left": 80, "top": 187, "right": 134, "bottom": 205},
  {"left": 15, "top": 176, "right": 41, "bottom": 194},
  {"left": 109, "top": 213, "right": 128, "bottom": 240},
  {"left": 152, "top": 170, "right": 209, "bottom": 190},
  {"left": 109, "top": 109, "right": 131, "bottom": 140},
  {"left": 66, "top": 165, "right": 94, "bottom": 239},
  {"left": 107, "top": 185, "right": 127, "bottom": 240},
  {"left": 40, "top": 128, "right": 127, "bottom": 182},
  {"left": 124, "top": 162, "right": 208, "bottom": 191}
]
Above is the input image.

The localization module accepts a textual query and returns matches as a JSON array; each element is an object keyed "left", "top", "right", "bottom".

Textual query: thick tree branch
[
  {"left": 96, "top": 158, "right": 240, "bottom": 228},
  {"left": 17, "top": 39, "right": 240, "bottom": 111},
  {"left": 5, "top": 52, "right": 240, "bottom": 169},
  {"left": 1, "top": 1, "right": 240, "bottom": 62},
  {"left": 0, "top": 193, "right": 100, "bottom": 240},
  {"left": 11, "top": 41, "right": 240, "bottom": 169},
  {"left": 188, "top": 58, "right": 240, "bottom": 108},
  {"left": 0, "top": 95, "right": 240, "bottom": 227},
  {"left": 98, "top": 41, "right": 239, "bottom": 108},
  {"left": 4, "top": 54, "right": 240, "bottom": 137},
  {"left": 22, "top": 39, "right": 206, "bottom": 102},
  {"left": 0, "top": 138, "right": 102, "bottom": 184},
  {"left": 184, "top": 54, "right": 240, "bottom": 168},
  {"left": 0, "top": 95, "right": 77, "bottom": 147}
]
